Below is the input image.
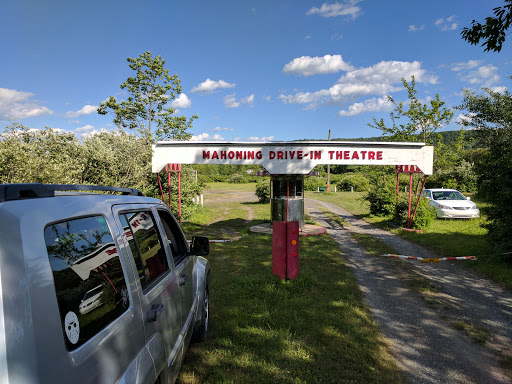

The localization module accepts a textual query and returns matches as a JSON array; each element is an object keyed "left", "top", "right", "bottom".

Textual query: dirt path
[
  {"left": 204, "top": 190, "right": 256, "bottom": 225},
  {"left": 306, "top": 198, "right": 512, "bottom": 384}
]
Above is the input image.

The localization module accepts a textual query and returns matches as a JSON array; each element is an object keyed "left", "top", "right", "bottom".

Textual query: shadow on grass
[{"left": 178, "top": 234, "right": 403, "bottom": 384}]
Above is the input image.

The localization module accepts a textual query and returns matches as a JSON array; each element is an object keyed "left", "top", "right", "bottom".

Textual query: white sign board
[{"left": 152, "top": 141, "right": 434, "bottom": 175}]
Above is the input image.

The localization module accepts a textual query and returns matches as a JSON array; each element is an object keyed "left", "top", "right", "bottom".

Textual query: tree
[
  {"left": 367, "top": 77, "right": 454, "bottom": 228},
  {"left": 98, "top": 51, "right": 197, "bottom": 142},
  {"left": 461, "top": 0, "right": 512, "bottom": 52},
  {"left": 368, "top": 76, "right": 454, "bottom": 145},
  {"left": 0, "top": 121, "right": 82, "bottom": 184},
  {"left": 458, "top": 88, "right": 512, "bottom": 253}
]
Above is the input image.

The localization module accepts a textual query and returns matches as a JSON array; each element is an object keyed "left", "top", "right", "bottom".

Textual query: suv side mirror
[{"left": 191, "top": 236, "right": 209, "bottom": 256}]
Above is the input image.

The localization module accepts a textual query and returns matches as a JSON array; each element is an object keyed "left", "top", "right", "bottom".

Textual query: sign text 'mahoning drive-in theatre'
[{"left": 152, "top": 141, "right": 434, "bottom": 175}]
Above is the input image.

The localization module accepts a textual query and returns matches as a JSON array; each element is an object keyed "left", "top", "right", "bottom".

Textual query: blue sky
[{"left": 1, "top": 0, "right": 509, "bottom": 141}]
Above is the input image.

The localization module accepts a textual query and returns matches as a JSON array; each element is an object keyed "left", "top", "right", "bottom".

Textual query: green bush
[
  {"left": 363, "top": 182, "right": 396, "bottom": 216},
  {"left": 255, "top": 180, "right": 270, "bottom": 204},
  {"left": 396, "top": 196, "right": 437, "bottom": 229},
  {"left": 304, "top": 177, "right": 326, "bottom": 191},
  {"left": 228, "top": 173, "right": 245, "bottom": 183},
  {"left": 337, "top": 174, "right": 370, "bottom": 192}
]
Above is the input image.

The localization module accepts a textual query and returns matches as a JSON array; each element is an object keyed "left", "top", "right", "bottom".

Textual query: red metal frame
[
  {"left": 395, "top": 165, "right": 428, "bottom": 228},
  {"left": 157, "top": 164, "right": 183, "bottom": 221}
]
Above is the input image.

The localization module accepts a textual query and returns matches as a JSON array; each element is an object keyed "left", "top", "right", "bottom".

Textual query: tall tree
[
  {"left": 98, "top": 51, "right": 197, "bottom": 142},
  {"left": 458, "top": 88, "right": 512, "bottom": 252},
  {"left": 368, "top": 76, "right": 454, "bottom": 145},
  {"left": 461, "top": 0, "right": 512, "bottom": 52},
  {"left": 460, "top": 2, "right": 512, "bottom": 254}
]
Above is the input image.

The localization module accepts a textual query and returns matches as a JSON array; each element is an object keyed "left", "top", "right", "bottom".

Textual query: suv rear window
[
  {"left": 44, "top": 216, "right": 130, "bottom": 351},
  {"left": 119, "top": 211, "right": 170, "bottom": 291}
]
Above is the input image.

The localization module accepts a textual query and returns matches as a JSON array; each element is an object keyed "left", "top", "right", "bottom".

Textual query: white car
[
  {"left": 79, "top": 285, "right": 104, "bottom": 315},
  {"left": 423, "top": 188, "right": 480, "bottom": 219}
]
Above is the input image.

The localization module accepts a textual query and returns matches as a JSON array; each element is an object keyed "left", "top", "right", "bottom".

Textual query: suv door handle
[
  {"left": 147, "top": 303, "right": 164, "bottom": 322},
  {"left": 179, "top": 274, "right": 188, "bottom": 286}
]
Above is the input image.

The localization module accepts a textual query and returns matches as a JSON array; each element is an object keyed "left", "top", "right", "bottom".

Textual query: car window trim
[
  {"left": 154, "top": 208, "right": 189, "bottom": 267},
  {"left": 118, "top": 208, "right": 173, "bottom": 295}
]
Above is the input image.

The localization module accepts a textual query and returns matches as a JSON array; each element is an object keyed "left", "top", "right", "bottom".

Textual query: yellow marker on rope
[{"left": 420, "top": 258, "right": 442, "bottom": 263}]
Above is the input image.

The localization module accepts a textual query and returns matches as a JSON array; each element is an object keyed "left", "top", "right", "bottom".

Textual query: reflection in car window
[
  {"left": 157, "top": 210, "right": 188, "bottom": 264},
  {"left": 120, "top": 211, "right": 169, "bottom": 291},
  {"left": 45, "top": 216, "right": 129, "bottom": 351}
]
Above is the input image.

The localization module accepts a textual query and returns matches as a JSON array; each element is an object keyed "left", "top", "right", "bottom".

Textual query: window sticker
[{"left": 65, "top": 312, "right": 80, "bottom": 344}]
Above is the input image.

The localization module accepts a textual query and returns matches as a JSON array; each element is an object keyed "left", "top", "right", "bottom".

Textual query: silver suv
[{"left": 0, "top": 184, "right": 210, "bottom": 384}]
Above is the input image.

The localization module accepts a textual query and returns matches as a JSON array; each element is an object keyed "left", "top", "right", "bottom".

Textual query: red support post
[
  {"left": 407, "top": 173, "right": 413, "bottom": 228},
  {"left": 272, "top": 221, "right": 287, "bottom": 279},
  {"left": 167, "top": 171, "right": 172, "bottom": 210},
  {"left": 395, "top": 172, "right": 400, "bottom": 223},
  {"left": 410, "top": 175, "right": 428, "bottom": 227},
  {"left": 286, "top": 221, "right": 299, "bottom": 280},
  {"left": 178, "top": 170, "right": 182, "bottom": 222},
  {"left": 157, "top": 173, "right": 166, "bottom": 203},
  {"left": 286, "top": 176, "right": 289, "bottom": 222}
]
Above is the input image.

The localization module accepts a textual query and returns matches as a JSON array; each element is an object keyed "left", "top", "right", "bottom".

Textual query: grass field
[
  {"left": 178, "top": 197, "right": 403, "bottom": 384},
  {"left": 205, "top": 182, "right": 257, "bottom": 192},
  {"left": 305, "top": 191, "right": 512, "bottom": 287}
]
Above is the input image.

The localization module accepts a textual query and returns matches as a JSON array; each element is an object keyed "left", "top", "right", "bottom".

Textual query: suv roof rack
[{"left": 0, "top": 183, "right": 144, "bottom": 202}]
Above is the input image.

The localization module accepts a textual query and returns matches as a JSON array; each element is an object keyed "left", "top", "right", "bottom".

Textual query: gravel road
[{"left": 306, "top": 198, "right": 512, "bottom": 384}]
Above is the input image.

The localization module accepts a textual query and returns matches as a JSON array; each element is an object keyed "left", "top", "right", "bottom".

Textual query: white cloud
[
  {"left": 247, "top": 136, "right": 274, "bottom": 141},
  {"left": 451, "top": 60, "right": 483, "bottom": 71},
  {"left": 460, "top": 64, "right": 501, "bottom": 87},
  {"left": 74, "top": 125, "right": 107, "bottom": 138},
  {"left": 241, "top": 94, "right": 255, "bottom": 105},
  {"left": 212, "top": 126, "right": 234, "bottom": 132},
  {"left": 224, "top": 94, "right": 240, "bottom": 109},
  {"left": 337, "top": 60, "right": 437, "bottom": 86},
  {"left": 435, "top": 15, "right": 458, "bottom": 31},
  {"left": 190, "top": 133, "right": 225, "bottom": 141},
  {"left": 263, "top": 96, "right": 272, "bottom": 102},
  {"left": 170, "top": 93, "right": 192, "bottom": 109},
  {"left": 490, "top": 86, "right": 508, "bottom": 94},
  {"left": 283, "top": 55, "right": 355, "bottom": 76},
  {"left": 408, "top": 25, "right": 425, "bottom": 32},
  {"left": 279, "top": 60, "right": 437, "bottom": 109},
  {"left": 191, "top": 78, "right": 236, "bottom": 94},
  {"left": 65, "top": 104, "right": 98, "bottom": 118},
  {"left": 0, "top": 88, "right": 53, "bottom": 120},
  {"left": 455, "top": 113, "right": 476, "bottom": 126},
  {"left": 75, "top": 124, "right": 96, "bottom": 133},
  {"left": 337, "top": 96, "right": 393, "bottom": 116},
  {"left": 306, "top": 1, "right": 362, "bottom": 19}
]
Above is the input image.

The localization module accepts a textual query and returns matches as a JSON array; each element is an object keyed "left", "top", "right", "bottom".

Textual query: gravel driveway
[{"left": 306, "top": 198, "right": 512, "bottom": 384}]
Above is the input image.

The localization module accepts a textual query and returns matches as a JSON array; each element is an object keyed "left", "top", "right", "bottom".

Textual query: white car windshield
[
  {"left": 432, "top": 191, "right": 466, "bottom": 201},
  {"left": 83, "top": 286, "right": 103, "bottom": 300}
]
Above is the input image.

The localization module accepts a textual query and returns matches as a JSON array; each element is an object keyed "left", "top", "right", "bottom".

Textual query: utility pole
[{"left": 327, "top": 130, "right": 331, "bottom": 193}]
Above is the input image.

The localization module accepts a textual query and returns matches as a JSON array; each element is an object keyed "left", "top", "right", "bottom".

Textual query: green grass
[
  {"left": 306, "top": 191, "right": 512, "bottom": 288},
  {"left": 206, "top": 182, "right": 257, "bottom": 192},
  {"left": 306, "top": 191, "right": 369, "bottom": 217},
  {"left": 177, "top": 187, "right": 403, "bottom": 384}
]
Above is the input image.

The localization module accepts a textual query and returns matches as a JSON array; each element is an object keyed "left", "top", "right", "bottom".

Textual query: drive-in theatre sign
[
  {"left": 152, "top": 141, "right": 434, "bottom": 175},
  {"left": 153, "top": 140, "right": 433, "bottom": 280}
]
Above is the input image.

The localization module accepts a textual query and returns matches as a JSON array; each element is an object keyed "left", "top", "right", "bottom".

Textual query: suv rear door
[
  {"left": 113, "top": 205, "right": 183, "bottom": 377},
  {"left": 155, "top": 209, "right": 196, "bottom": 345}
]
